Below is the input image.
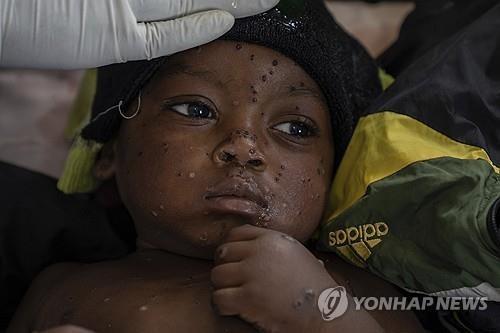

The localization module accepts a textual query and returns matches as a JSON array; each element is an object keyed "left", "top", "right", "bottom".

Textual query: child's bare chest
[{"left": 34, "top": 254, "right": 256, "bottom": 332}]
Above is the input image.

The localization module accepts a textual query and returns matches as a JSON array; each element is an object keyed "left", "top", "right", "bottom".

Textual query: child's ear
[{"left": 93, "top": 141, "right": 117, "bottom": 181}]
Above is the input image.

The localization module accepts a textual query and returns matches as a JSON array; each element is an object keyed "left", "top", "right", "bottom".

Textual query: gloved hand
[{"left": 0, "top": 0, "right": 279, "bottom": 69}]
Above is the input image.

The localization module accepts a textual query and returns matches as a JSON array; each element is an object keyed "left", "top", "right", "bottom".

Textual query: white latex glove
[{"left": 0, "top": 0, "right": 279, "bottom": 69}]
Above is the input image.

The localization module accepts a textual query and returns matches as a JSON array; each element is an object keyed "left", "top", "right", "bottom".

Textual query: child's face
[{"left": 98, "top": 41, "right": 334, "bottom": 259}]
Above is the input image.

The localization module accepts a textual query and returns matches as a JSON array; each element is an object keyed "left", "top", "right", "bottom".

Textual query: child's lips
[
  {"left": 204, "top": 178, "right": 268, "bottom": 217},
  {"left": 205, "top": 196, "right": 264, "bottom": 217}
]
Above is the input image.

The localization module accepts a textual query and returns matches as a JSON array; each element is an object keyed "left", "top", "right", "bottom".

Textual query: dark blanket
[
  {"left": 378, "top": 0, "right": 500, "bottom": 76},
  {"left": 0, "top": 161, "right": 131, "bottom": 330}
]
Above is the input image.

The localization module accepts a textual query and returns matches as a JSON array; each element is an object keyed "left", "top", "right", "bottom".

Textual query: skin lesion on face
[{"left": 93, "top": 41, "right": 335, "bottom": 259}]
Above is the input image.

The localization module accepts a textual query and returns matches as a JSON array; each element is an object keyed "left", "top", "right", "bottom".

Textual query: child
[{"left": 8, "top": 1, "right": 423, "bottom": 332}]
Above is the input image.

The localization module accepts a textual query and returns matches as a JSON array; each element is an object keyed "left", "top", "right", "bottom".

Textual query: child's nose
[{"left": 212, "top": 129, "right": 266, "bottom": 171}]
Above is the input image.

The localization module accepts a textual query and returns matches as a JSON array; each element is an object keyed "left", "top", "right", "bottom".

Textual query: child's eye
[
  {"left": 273, "top": 120, "right": 318, "bottom": 138},
  {"left": 170, "top": 102, "right": 215, "bottom": 119}
]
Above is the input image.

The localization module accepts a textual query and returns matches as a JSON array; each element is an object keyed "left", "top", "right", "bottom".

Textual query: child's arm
[
  {"left": 210, "top": 224, "right": 423, "bottom": 333},
  {"left": 7, "top": 263, "right": 81, "bottom": 333}
]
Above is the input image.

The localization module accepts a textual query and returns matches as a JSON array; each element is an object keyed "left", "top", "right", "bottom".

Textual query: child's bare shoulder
[
  {"left": 9, "top": 257, "right": 137, "bottom": 332},
  {"left": 8, "top": 262, "right": 83, "bottom": 332}
]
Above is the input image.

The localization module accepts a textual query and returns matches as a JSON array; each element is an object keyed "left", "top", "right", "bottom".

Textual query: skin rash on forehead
[{"left": 95, "top": 40, "right": 335, "bottom": 259}]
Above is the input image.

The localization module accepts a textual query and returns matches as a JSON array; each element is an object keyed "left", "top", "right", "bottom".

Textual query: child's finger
[
  {"left": 212, "top": 287, "right": 245, "bottom": 316},
  {"left": 210, "top": 262, "right": 246, "bottom": 289},
  {"left": 223, "top": 224, "right": 268, "bottom": 243},
  {"left": 214, "top": 241, "right": 251, "bottom": 265}
]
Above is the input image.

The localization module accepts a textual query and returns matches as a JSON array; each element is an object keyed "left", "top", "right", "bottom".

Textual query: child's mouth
[
  {"left": 204, "top": 177, "right": 269, "bottom": 218},
  {"left": 205, "top": 196, "right": 264, "bottom": 217}
]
